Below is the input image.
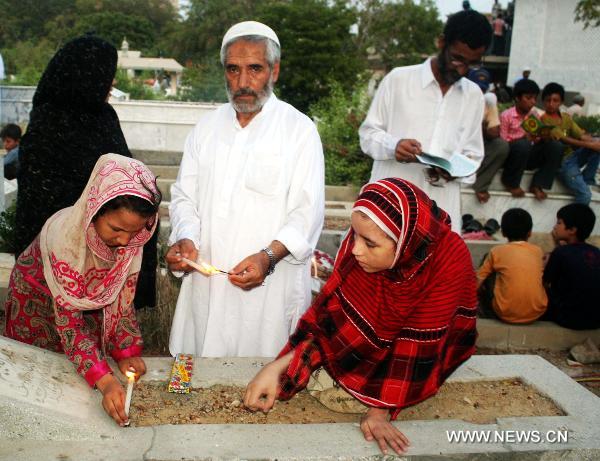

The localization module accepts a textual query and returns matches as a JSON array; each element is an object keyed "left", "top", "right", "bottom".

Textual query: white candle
[{"left": 124, "top": 370, "right": 135, "bottom": 424}]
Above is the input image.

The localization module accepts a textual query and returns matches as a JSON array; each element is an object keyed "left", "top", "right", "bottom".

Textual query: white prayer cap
[
  {"left": 221, "top": 21, "right": 280, "bottom": 53},
  {"left": 523, "top": 66, "right": 531, "bottom": 72}
]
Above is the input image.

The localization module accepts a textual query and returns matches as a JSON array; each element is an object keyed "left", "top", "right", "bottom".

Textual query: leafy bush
[
  {"left": 0, "top": 202, "right": 17, "bottom": 254},
  {"left": 171, "top": 60, "right": 227, "bottom": 103},
  {"left": 114, "top": 70, "right": 160, "bottom": 101},
  {"left": 573, "top": 114, "right": 600, "bottom": 136},
  {"left": 310, "top": 80, "right": 373, "bottom": 186}
]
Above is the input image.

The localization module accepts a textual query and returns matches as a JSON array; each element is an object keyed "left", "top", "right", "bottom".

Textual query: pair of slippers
[{"left": 462, "top": 214, "right": 500, "bottom": 235}]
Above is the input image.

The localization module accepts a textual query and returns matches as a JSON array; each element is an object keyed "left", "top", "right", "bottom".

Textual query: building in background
[
  {"left": 117, "top": 38, "right": 183, "bottom": 96},
  {"left": 508, "top": 0, "right": 600, "bottom": 114}
]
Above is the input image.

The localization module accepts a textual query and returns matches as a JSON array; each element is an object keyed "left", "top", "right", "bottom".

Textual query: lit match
[{"left": 180, "top": 257, "right": 229, "bottom": 276}]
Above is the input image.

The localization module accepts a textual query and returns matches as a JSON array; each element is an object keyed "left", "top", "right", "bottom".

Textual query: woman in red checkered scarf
[{"left": 244, "top": 178, "right": 477, "bottom": 455}]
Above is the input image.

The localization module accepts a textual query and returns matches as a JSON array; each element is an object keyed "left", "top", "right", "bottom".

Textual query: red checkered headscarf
[{"left": 278, "top": 178, "right": 477, "bottom": 418}]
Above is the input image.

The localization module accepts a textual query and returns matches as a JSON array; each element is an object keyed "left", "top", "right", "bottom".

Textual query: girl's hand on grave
[
  {"left": 244, "top": 352, "right": 293, "bottom": 413},
  {"left": 360, "top": 407, "right": 410, "bottom": 455},
  {"left": 95, "top": 373, "right": 128, "bottom": 426},
  {"left": 243, "top": 362, "right": 280, "bottom": 413},
  {"left": 117, "top": 357, "right": 146, "bottom": 380}
]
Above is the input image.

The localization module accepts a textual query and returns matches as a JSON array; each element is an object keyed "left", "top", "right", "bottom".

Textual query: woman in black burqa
[{"left": 15, "top": 35, "right": 158, "bottom": 309}]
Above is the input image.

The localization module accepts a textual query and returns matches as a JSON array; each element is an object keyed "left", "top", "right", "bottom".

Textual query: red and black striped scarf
[{"left": 278, "top": 178, "right": 477, "bottom": 418}]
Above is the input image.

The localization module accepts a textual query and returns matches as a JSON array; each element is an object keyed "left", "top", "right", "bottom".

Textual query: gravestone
[{"left": 1, "top": 335, "right": 599, "bottom": 460}]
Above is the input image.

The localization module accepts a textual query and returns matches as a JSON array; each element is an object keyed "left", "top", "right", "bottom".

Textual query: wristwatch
[{"left": 261, "top": 247, "right": 276, "bottom": 276}]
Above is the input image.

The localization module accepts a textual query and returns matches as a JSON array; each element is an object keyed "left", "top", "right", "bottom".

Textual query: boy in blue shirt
[{"left": 544, "top": 204, "right": 600, "bottom": 330}]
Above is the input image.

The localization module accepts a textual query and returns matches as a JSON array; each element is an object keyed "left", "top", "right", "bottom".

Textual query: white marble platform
[{"left": 1, "top": 335, "right": 599, "bottom": 460}]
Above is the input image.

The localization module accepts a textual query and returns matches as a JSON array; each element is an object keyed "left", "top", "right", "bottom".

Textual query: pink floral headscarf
[{"left": 39, "top": 154, "right": 158, "bottom": 313}]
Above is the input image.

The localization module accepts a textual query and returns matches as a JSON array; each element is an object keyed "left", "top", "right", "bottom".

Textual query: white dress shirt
[
  {"left": 359, "top": 59, "right": 485, "bottom": 233},
  {"left": 169, "top": 94, "right": 325, "bottom": 357}
]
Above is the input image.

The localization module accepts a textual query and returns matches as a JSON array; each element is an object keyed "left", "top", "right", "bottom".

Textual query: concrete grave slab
[{"left": 0, "top": 336, "right": 599, "bottom": 460}]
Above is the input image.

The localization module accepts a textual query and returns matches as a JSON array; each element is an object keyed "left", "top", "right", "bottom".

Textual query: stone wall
[{"left": 0, "top": 86, "right": 219, "bottom": 152}]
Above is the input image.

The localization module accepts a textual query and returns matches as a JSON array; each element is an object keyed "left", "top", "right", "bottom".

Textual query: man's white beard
[{"left": 227, "top": 75, "right": 274, "bottom": 114}]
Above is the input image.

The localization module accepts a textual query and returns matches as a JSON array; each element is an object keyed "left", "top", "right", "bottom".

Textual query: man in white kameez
[
  {"left": 359, "top": 10, "right": 493, "bottom": 233},
  {"left": 166, "top": 21, "right": 325, "bottom": 357}
]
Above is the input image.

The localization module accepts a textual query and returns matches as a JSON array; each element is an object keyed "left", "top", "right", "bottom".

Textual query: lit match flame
[
  {"left": 199, "top": 260, "right": 220, "bottom": 275},
  {"left": 180, "top": 257, "right": 227, "bottom": 276}
]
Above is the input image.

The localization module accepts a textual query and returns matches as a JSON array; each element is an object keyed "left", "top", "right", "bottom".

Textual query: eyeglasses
[{"left": 447, "top": 49, "right": 482, "bottom": 70}]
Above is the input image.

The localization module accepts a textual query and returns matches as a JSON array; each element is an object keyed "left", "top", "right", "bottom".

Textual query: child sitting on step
[
  {"left": 477, "top": 208, "right": 547, "bottom": 323},
  {"left": 543, "top": 204, "right": 600, "bottom": 330},
  {"left": 540, "top": 82, "right": 600, "bottom": 205}
]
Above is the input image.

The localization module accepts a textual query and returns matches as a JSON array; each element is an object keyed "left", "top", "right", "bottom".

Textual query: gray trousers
[{"left": 473, "top": 137, "right": 510, "bottom": 192}]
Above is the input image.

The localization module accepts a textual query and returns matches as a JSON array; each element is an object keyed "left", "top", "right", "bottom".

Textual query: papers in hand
[{"left": 416, "top": 152, "right": 479, "bottom": 178}]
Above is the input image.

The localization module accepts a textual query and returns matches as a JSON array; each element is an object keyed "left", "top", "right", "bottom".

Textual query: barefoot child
[
  {"left": 4, "top": 154, "right": 161, "bottom": 426},
  {"left": 244, "top": 178, "right": 478, "bottom": 455}
]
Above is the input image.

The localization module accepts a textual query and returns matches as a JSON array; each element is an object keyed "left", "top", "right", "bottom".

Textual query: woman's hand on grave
[
  {"left": 117, "top": 357, "right": 146, "bottom": 380},
  {"left": 95, "top": 373, "right": 128, "bottom": 426},
  {"left": 360, "top": 407, "right": 410, "bottom": 455},
  {"left": 165, "top": 239, "right": 199, "bottom": 273},
  {"left": 244, "top": 352, "right": 293, "bottom": 413}
]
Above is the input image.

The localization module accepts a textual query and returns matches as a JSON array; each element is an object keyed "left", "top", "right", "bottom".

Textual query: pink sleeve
[
  {"left": 54, "top": 298, "right": 112, "bottom": 387},
  {"left": 107, "top": 274, "right": 144, "bottom": 362},
  {"left": 499, "top": 110, "right": 511, "bottom": 141}
]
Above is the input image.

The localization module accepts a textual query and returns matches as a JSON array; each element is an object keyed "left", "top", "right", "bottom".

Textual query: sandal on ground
[
  {"left": 463, "top": 219, "right": 484, "bottom": 233},
  {"left": 529, "top": 185, "right": 547, "bottom": 200},
  {"left": 483, "top": 218, "right": 500, "bottom": 236},
  {"left": 461, "top": 214, "right": 474, "bottom": 232},
  {"left": 475, "top": 191, "right": 490, "bottom": 203}
]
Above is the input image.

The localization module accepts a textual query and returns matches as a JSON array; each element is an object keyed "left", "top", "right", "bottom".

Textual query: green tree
[
  {"left": 357, "top": 0, "right": 442, "bottom": 72},
  {"left": 162, "top": 0, "right": 365, "bottom": 111},
  {"left": 0, "top": 39, "right": 56, "bottom": 84},
  {"left": 574, "top": 0, "right": 600, "bottom": 28},
  {"left": 71, "top": 12, "right": 156, "bottom": 51},
  {"left": 257, "top": 0, "right": 365, "bottom": 113},
  {"left": 0, "top": 0, "right": 76, "bottom": 43},
  {"left": 310, "top": 79, "right": 372, "bottom": 186}
]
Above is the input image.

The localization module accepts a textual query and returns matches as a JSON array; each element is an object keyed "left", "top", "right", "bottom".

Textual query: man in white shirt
[
  {"left": 359, "top": 10, "right": 492, "bottom": 232},
  {"left": 166, "top": 21, "right": 325, "bottom": 357}
]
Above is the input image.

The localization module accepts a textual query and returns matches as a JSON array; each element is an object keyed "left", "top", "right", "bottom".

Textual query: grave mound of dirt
[{"left": 129, "top": 379, "right": 563, "bottom": 427}]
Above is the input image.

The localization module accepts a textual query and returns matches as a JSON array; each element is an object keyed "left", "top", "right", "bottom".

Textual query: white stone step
[
  {"left": 148, "top": 165, "right": 179, "bottom": 180},
  {"left": 461, "top": 188, "right": 600, "bottom": 235},
  {"left": 479, "top": 169, "right": 573, "bottom": 195}
]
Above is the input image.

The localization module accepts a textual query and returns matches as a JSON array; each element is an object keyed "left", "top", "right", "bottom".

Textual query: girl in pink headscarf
[{"left": 4, "top": 154, "right": 161, "bottom": 426}]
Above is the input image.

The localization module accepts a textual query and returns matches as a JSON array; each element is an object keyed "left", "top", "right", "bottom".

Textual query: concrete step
[
  {"left": 157, "top": 178, "right": 172, "bottom": 202},
  {"left": 149, "top": 165, "right": 179, "bottom": 180},
  {"left": 479, "top": 169, "right": 573, "bottom": 195},
  {"left": 131, "top": 149, "right": 182, "bottom": 166},
  {"left": 461, "top": 188, "right": 600, "bottom": 235}
]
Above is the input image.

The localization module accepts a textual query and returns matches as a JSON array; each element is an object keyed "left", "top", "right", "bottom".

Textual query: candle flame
[{"left": 126, "top": 370, "right": 135, "bottom": 380}]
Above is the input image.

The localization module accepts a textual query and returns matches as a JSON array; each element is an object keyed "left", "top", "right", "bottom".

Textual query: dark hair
[
  {"left": 0, "top": 124, "right": 22, "bottom": 141},
  {"left": 443, "top": 10, "right": 493, "bottom": 50},
  {"left": 513, "top": 78, "right": 540, "bottom": 98},
  {"left": 541, "top": 82, "right": 565, "bottom": 102},
  {"left": 501, "top": 208, "right": 533, "bottom": 241},
  {"left": 94, "top": 178, "right": 162, "bottom": 229},
  {"left": 557, "top": 203, "right": 596, "bottom": 241}
]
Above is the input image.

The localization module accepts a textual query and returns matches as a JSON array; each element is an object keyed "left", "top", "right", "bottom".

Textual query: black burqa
[{"left": 15, "top": 35, "right": 158, "bottom": 309}]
